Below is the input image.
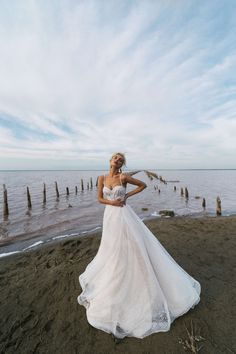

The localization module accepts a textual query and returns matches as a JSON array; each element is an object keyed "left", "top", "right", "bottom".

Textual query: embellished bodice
[
  {"left": 103, "top": 174, "right": 126, "bottom": 201},
  {"left": 103, "top": 185, "right": 126, "bottom": 201}
]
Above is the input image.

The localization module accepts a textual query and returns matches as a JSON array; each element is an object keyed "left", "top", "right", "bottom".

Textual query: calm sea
[{"left": 0, "top": 169, "right": 236, "bottom": 257}]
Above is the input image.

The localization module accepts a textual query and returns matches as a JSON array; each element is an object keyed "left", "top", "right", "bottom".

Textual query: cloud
[{"left": 0, "top": 0, "right": 236, "bottom": 169}]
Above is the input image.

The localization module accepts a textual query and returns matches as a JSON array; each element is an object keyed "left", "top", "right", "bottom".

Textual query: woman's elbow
[{"left": 98, "top": 196, "right": 103, "bottom": 204}]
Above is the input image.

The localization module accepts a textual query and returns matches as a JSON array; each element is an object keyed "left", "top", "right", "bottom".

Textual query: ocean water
[{"left": 0, "top": 169, "right": 235, "bottom": 256}]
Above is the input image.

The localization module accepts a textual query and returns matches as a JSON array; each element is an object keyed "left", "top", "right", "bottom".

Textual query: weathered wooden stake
[
  {"left": 96, "top": 177, "right": 98, "bottom": 187},
  {"left": 181, "top": 187, "right": 184, "bottom": 196},
  {"left": 66, "top": 187, "right": 69, "bottom": 196},
  {"left": 3, "top": 184, "right": 9, "bottom": 217},
  {"left": 158, "top": 189, "right": 161, "bottom": 194},
  {"left": 43, "top": 183, "right": 46, "bottom": 204},
  {"left": 90, "top": 177, "right": 93, "bottom": 189},
  {"left": 202, "top": 198, "right": 206, "bottom": 209},
  {"left": 174, "top": 186, "right": 176, "bottom": 192},
  {"left": 185, "top": 187, "right": 189, "bottom": 199},
  {"left": 216, "top": 196, "right": 222, "bottom": 216},
  {"left": 75, "top": 186, "right": 78, "bottom": 195},
  {"left": 27, "top": 186, "right": 32, "bottom": 209},
  {"left": 87, "top": 182, "right": 89, "bottom": 190},
  {"left": 55, "top": 181, "right": 59, "bottom": 198},
  {"left": 81, "top": 179, "right": 84, "bottom": 191}
]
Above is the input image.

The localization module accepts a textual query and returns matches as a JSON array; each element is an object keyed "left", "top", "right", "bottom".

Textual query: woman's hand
[
  {"left": 111, "top": 199, "right": 125, "bottom": 207},
  {"left": 112, "top": 195, "right": 129, "bottom": 207}
]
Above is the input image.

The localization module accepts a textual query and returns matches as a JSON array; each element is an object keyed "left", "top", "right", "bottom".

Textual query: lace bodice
[
  {"left": 103, "top": 174, "right": 126, "bottom": 201},
  {"left": 103, "top": 185, "right": 126, "bottom": 201}
]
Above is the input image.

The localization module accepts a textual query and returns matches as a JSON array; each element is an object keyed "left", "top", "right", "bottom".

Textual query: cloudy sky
[{"left": 0, "top": 0, "right": 235, "bottom": 170}]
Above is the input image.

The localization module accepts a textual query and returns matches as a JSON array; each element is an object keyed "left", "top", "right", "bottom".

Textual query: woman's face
[{"left": 110, "top": 154, "right": 124, "bottom": 169}]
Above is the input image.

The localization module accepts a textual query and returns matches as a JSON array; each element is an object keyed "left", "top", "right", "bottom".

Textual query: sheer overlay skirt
[{"left": 77, "top": 204, "right": 201, "bottom": 339}]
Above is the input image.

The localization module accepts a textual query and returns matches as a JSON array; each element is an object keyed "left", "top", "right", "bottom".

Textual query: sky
[{"left": 0, "top": 0, "right": 236, "bottom": 170}]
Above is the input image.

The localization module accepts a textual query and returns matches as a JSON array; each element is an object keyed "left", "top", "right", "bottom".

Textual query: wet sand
[{"left": 1, "top": 216, "right": 236, "bottom": 354}]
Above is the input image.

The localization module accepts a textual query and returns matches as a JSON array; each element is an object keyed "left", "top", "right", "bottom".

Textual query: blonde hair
[{"left": 110, "top": 152, "right": 126, "bottom": 172}]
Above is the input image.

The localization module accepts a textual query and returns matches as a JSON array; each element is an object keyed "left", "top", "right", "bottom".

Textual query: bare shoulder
[
  {"left": 121, "top": 172, "right": 128, "bottom": 183},
  {"left": 98, "top": 175, "right": 105, "bottom": 185},
  {"left": 122, "top": 173, "right": 137, "bottom": 182},
  {"left": 121, "top": 173, "right": 147, "bottom": 187}
]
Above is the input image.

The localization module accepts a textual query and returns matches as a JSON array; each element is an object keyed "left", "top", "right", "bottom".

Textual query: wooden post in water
[
  {"left": 87, "top": 182, "right": 89, "bottom": 190},
  {"left": 27, "top": 186, "right": 32, "bottom": 209},
  {"left": 55, "top": 181, "right": 59, "bottom": 199},
  {"left": 181, "top": 187, "right": 184, "bottom": 196},
  {"left": 3, "top": 184, "right": 9, "bottom": 217},
  {"left": 158, "top": 188, "right": 161, "bottom": 194},
  {"left": 185, "top": 187, "right": 189, "bottom": 199},
  {"left": 96, "top": 177, "right": 98, "bottom": 187},
  {"left": 216, "top": 196, "right": 222, "bottom": 216},
  {"left": 202, "top": 198, "right": 206, "bottom": 209},
  {"left": 66, "top": 187, "right": 69, "bottom": 196},
  {"left": 174, "top": 186, "right": 176, "bottom": 192},
  {"left": 81, "top": 179, "right": 84, "bottom": 191},
  {"left": 43, "top": 183, "right": 46, "bottom": 204},
  {"left": 90, "top": 177, "right": 93, "bottom": 189},
  {"left": 75, "top": 186, "right": 78, "bottom": 195}
]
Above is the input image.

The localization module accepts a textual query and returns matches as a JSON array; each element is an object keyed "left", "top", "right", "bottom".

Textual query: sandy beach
[{"left": 1, "top": 215, "right": 236, "bottom": 354}]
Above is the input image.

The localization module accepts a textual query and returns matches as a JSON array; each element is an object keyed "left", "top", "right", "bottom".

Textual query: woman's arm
[
  {"left": 97, "top": 175, "right": 124, "bottom": 207},
  {"left": 122, "top": 174, "right": 147, "bottom": 202}
]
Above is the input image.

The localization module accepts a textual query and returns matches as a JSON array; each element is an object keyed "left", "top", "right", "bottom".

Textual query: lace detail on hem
[{"left": 77, "top": 275, "right": 201, "bottom": 339}]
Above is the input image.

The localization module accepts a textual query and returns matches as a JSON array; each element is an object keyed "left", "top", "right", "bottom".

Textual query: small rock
[
  {"left": 142, "top": 207, "right": 149, "bottom": 211},
  {"left": 195, "top": 196, "right": 201, "bottom": 199},
  {"left": 159, "top": 210, "right": 175, "bottom": 217},
  {"left": 68, "top": 204, "right": 73, "bottom": 208}
]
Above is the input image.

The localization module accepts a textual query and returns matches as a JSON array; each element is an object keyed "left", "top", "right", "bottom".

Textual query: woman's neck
[{"left": 109, "top": 167, "right": 120, "bottom": 177}]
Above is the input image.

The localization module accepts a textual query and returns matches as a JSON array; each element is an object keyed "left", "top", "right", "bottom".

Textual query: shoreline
[
  {"left": 1, "top": 212, "right": 236, "bottom": 258},
  {"left": 1, "top": 215, "right": 235, "bottom": 353}
]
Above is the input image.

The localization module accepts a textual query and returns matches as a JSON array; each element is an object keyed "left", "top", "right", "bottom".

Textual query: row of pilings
[
  {"left": 145, "top": 171, "right": 222, "bottom": 216},
  {"left": 2, "top": 171, "right": 223, "bottom": 218},
  {"left": 2, "top": 177, "right": 99, "bottom": 218}
]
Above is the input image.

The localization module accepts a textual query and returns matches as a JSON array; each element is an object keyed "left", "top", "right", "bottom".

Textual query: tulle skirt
[{"left": 77, "top": 204, "right": 201, "bottom": 339}]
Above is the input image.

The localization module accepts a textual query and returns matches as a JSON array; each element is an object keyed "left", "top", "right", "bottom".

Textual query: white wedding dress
[{"left": 77, "top": 174, "right": 201, "bottom": 339}]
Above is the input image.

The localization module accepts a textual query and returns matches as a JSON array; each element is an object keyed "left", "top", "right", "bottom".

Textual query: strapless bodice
[{"left": 103, "top": 185, "right": 126, "bottom": 201}]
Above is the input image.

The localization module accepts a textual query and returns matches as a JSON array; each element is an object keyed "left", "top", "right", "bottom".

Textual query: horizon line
[{"left": 0, "top": 168, "right": 236, "bottom": 172}]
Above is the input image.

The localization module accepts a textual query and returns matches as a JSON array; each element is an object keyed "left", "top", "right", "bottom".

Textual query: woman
[{"left": 77, "top": 152, "right": 201, "bottom": 339}]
